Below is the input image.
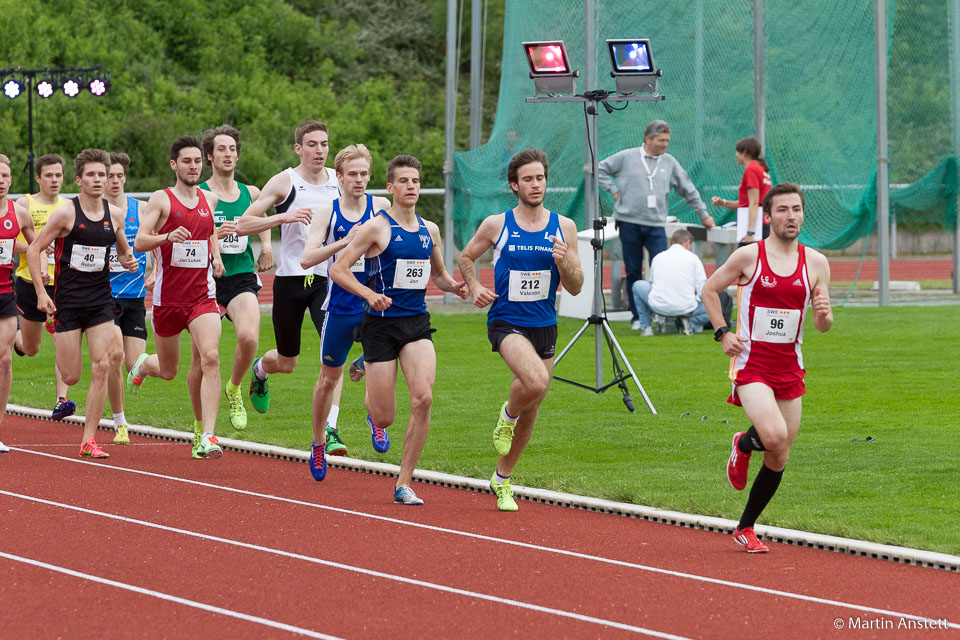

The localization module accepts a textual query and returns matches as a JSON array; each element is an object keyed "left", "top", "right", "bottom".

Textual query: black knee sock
[
  {"left": 738, "top": 464, "right": 784, "bottom": 529},
  {"left": 737, "top": 425, "right": 766, "bottom": 454}
]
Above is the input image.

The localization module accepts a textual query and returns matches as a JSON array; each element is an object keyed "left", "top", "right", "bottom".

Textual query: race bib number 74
[
  {"left": 751, "top": 306, "right": 801, "bottom": 343},
  {"left": 172, "top": 240, "right": 209, "bottom": 269}
]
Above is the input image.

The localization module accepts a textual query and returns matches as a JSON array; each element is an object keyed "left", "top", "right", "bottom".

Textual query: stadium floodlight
[
  {"left": 522, "top": 40, "right": 578, "bottom": 96},
  {"left": 88, "top": 76, "right": 109, "bottom": 97},
  {"left": 606, "top": 39, "right": 661, "bottom": 94},
  {"left": 3, "top": 78, "right": 22, "bottom": 99},
  {"left": 62, "top": 78, "right": 81, "bottom": 98},
  {"left": 36, "top": 79, "right": 55, "bottom": 98}
]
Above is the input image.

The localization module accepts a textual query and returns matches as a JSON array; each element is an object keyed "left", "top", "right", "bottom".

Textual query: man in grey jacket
[{"left": 598, "top": 120, "right": 714, "bottom": 329}]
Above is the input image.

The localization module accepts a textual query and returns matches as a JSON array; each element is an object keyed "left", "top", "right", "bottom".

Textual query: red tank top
[
  {"left": 153, "top": 188, "right": 215, "bottom": 307},
  {"left": 730, "top": 241, "right": 810, "bottom": 382},
  {"left": 0, "top": 200, "right": 20, "bottom": 294}
]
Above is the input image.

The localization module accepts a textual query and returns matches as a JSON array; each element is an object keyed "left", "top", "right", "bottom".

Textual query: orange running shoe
[{"left": 79, "top": 438, "right": 109, "bottom": 459}]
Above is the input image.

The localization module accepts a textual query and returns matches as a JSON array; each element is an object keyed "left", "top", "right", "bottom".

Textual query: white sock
[
  {"left": 202, "top": 432, "right": 214, "bottom": 440},
  {"left": 113, "top": 412, "right": 126, "bottom": 426},
  {"left": 494, "top": 470, "right": 510, "bottom": 484},
  {"left": 254, "top": 358, "right": 267, "bottom": 380},
  {"left": 502, "top": 404, "right": 518, "bottom": 423},
  {"left": 327, "top": 405, "right": 340, "bottom": 430}
]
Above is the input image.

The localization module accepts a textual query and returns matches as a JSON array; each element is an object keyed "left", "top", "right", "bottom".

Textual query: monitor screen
[
  {"left": 523, "top": 41, "right": 572, "bottom": 75},
  {"left": 607, "top": 40, "right": 653, "bottom": 73}
]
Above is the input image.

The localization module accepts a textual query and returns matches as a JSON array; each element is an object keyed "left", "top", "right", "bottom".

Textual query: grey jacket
[{"left": 597, "top": 147, "right": 709, "bottom": 226}]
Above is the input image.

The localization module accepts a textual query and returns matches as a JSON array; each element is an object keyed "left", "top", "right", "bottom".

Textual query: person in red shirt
[
  {"left": 702, "top": 183, "right": 833, "bottom": 554},
  {"left": 710, "top": 136, "right": 772, "bottom": 245}
]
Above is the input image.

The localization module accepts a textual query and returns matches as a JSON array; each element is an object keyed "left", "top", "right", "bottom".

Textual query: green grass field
[{"left": 7, "top": 305, "right": 959, "bottom": 554}]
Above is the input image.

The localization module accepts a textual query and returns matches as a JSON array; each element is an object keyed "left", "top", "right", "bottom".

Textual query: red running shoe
[
  {"left": 733, "top": 526, "right": 769, "bottom": 553},
  {"left": 727, "top": 432, "right": 751, "bottom": 491},
  {"left": 79, "top": 438, "right": 110, "bottom": 459}
]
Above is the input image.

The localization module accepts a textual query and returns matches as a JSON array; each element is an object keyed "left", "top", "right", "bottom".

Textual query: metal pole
[
  {"left": 583, "top": 0, "right": 597, "bottom": 229},
  {"left": 753, "top": 0, "right": 766, "bottom": 153},
  {"left": 694, "top": 0, "right": 704, "bottom": 159},
  {"left": 27, "top": 75, "right": 36, "bottom": 195},
  {"left": 875, "top": 0, "right": 890, "bottom": 306},
  {"left": 442, "top": 0, "right": 458, "bottom": 304},
  {"left": 469, "top": 0, "right": 482, "bottom": 150},
  {"left": 951, "top": 0, "right": 960, "bottom": 293}
]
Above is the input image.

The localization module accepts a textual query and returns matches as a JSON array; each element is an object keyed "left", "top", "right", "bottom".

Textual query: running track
[{"left": 1, "top": 415, "right": 957, "bottom": 639}]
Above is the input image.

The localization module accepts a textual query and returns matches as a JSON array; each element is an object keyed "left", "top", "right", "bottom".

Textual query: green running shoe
[
  {"left": 325, "top": 426, "right": 348, "bottom": 456},
  {"left": 195, "top": 434, "right": 223, "bottom": 460},
  {"left": 248, "top": 357, "right": 270, "bottom": 414},
  {"left": 225, "top": 386, "right": 247, "bottom": 430},
  {"left": 126, "top": 353, "right": 149, "bottom": 395},
  {"left": 490, "top": 473, "right": 518, "bottom": 512},
  {"left": 191, "top": 422, "right": 205, "bottom": 459},
  {"left": 493, "top": 401, "right": 517, "bottom": 456}
]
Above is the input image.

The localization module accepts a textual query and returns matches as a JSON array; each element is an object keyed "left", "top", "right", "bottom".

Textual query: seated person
[{"left": 631, "top": 229, "right": 709, "bottom": 336}]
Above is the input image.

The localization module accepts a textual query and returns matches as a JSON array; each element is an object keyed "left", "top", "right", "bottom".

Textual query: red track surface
[{"left": 1, "top": 415, "right": 957, "bottom": 639}]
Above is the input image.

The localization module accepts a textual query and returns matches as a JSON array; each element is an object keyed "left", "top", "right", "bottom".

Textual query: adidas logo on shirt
[
  {"left": 792, "top": 278, "right": 804, "bottom": 287},
  {"left": 394, "top": 234, "right": 403, "bottom": 242},
  {"left": 337, "top": 225, "right": 345, "bottom": 232}
]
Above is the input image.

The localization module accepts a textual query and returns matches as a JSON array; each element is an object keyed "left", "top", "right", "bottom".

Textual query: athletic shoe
[
  {"left": 368, "top": 414, "right": 389, "bottom": 453},
  {"left": 113, "top": 423, "right": 130, "bottom": 445},
  {"left": 679, "top": 317, "right": 693, "bottom": 336},
  {"left": 52, "top": 399, "right": 76, "bottom": 421},
  {"left": 309, "top": 441, "right": 327, "bottom": 481},
  {"left": 393, "top": 485, "right": 424, "bottom": 506},
  {"left": 225, "top": 386, "right": 247, "bottom": 430},
  {"left": 0, "top": 440, "right": 9, "bottom": 453},
  {"left": 630, "top": 320, "right": 641, "bottom": 331},
  {"left": 493, "top": 401, "right": 516, "bottom": 456},
  {"left": 126, "top": 353, "right": 149, "bottom": 395},
  {"left": 13, "top": 343, "right": 24, "bottom": 357},
  {"left": 249, "top": 357, "right": 270, "bottom": 414},
  {"left": 325, "top": 426, "right": 348, "bottom": 456},
  {"left": 490, "top": 473, "right": 519, "bottom": 512},
  {"left": 79, "top": 438, "right": 109, "bottom": 459},
  {"left": 727, "top": 432, "right": 752, "bottom": 491},
  {"left": 45, "top": 316, "right": 55, "bottom": 335},
  {"left": 640, "top": 326, "right": 654, "bottom": 337},
  {"left": 348, "top": 356, "right": 365, "bottom": 382},
  {"left": 191, "top": 425, "right": 204, "bottom": 459},
  {"left": 733, "top": 526, "right": 769, "bottom": 553},
  {"left": 195, "top": 434, "right": 223, "bottom": 459}
]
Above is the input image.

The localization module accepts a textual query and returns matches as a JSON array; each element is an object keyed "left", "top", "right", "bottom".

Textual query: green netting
[{"left": 451, "top": 0, "right": 958, "bottom": 250}]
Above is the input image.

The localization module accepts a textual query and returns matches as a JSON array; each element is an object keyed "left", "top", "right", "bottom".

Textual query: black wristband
[
  {"left": 714, "top": 326, "right": 731, "bottom": 342},
  {"left": 165, "top": 232, "right": 171, "bottom": 243}
]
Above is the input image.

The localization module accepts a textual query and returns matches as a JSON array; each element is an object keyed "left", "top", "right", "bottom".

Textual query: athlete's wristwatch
[
  {"left": 745, "top": 231, "right": 755, "bottom": 236},
  {"left": 714, "top": 326, "right": 731, "bottom": 342}
]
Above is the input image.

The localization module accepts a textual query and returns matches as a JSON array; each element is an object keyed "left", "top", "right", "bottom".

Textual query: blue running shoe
[
  {"left": 52, "top": 398, "right": 76, "bottom": 421},
  {"left": 310, "top": 440, "right": 327, "bottom": 481},
  {"left": 393, "top": 485, "right": 424, "bottom": 506},
  {"left": 367, "top": 413, "right": 390, "bottom": 453}
]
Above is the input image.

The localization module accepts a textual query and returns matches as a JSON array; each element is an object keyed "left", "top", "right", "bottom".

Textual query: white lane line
[
  {"left": 11, "top": 443, "right": 176, "bottom": 448},
  {"left": 10, "top": 447, "right": 959, "bottom": 629},
  {"left": 0, "top": 550, "right": 342, "bottom": 640},
  {"left": 0, "top": 489, "right": 689, "bottom": 639}
]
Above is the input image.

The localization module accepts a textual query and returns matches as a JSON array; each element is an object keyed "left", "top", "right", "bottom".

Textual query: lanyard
[{"left": 641, "top": 152, "right": 662, "bottom": 190}]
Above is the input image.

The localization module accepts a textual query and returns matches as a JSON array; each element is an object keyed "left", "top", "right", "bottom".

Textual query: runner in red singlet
[
  {"left": 130, "top": 136, "right": 226, "bottom": 460},
  {"left": 702, "top": 182, "right": 833, "bottom": 553}
]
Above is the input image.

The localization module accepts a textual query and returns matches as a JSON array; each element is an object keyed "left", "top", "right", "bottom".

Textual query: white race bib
[
  {"left": 108, "top": 247, "right": 126, "bottom": 273},
  {"left": 392, "top": 259, "right": 430, "bottom": 289},
  {"left": 218, "top": 232, "right": 247, "bottom": 254},
  {"left": 647, "top": 194, "right": 658, "bottom": 209},
  {"left": 751, "top": 306, "right": 801, "bottom": 343},
  {"left": 508, "top": 269, "right": 550, "bottom": 301},
  {"left": 171, "top": 240, "right": 208, "bottom": 268},
  {"left": 736, "top": 206, "right": 764, "bottom": 243},
  {"left": 349, "top": 255, "right": 365, "bottom": 273},
  {"left": 69, "top": 244, "right": 107, "bottom": 272},
  {"left": 0, "top": 239, "right": 13, "bottom": 266},
  {"left": 46, "top": 251, "right": 56, "bottom": 265}
]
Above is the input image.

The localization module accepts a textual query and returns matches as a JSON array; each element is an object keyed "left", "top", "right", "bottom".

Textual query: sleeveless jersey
[
  {"left": 729, "top": 241, "right": 811, "bottom": 382},
  {"left": 53, "top": 198, "right": 115, "bottom": 309},
  {"left": 366, "top": 211, "right": 433, "bottom": 317},
  {"left": 274, "top": 167, "right": 340, "bottom": 277},
  {"left": 0, "top": 200, "right": 21, "bottom": 294},
  {"left": 488, "top": 209, "right": 564, "bottom": 328},
  {"left": 109, "top": 197, "right": 148, "bottom": 299},
  {"left": 15, "top": 194, "right": 65, "bottom": 283},
  {"left": 199, "top": 180, "right": 255, "bottom": 278},
  {"left": 322, "top": 195, "right": 375, "bottom": 315},
  {"left": 153, "top": 189, "right": 216, "bottom": 307}
]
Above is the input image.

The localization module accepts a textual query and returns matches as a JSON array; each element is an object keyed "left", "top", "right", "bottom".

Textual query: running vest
[
  {"left": 109, "top": 197, "right": 148, "bottom": 299},
  {"left": 153, "top": 188, "right": 216, "bottom": 307},
  {"left": 274, "top": 167, "right": 340, "bottom": 277},
  {"left": 366, "top": 211, "right": 433, "bottom": 317},
  {"left": 53, "top": 198, "right": 115, "bottom": 309},
  {"left": 488, "top": 209, "right": 564, "bottom": 328},
  {"left": 15, "top": 194, "right": 65, "bottom": 283},
  {"left": 0, "top": 200, "right": 21, "bottom": 294},
  {"left": 199, "top": 179, "right": 254, "bottom": 278},
  {"left": 730, "top": 240, "right": 810, "bottom": 381},
  {"left": 322, "top": 195, "right": 375, "bottom": 315}
]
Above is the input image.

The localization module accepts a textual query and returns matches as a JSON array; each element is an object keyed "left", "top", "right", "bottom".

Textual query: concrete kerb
[{"left": 8, "top": 403, "right": 958, "bottom": 573}]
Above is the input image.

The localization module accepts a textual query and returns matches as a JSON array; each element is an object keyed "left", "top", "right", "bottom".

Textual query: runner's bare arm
[
  {"left": 425, "top": 220, "right": 467, "bottom": 298},
  {"left": 458, "top": 214, "right": 501, "bottom": 308},
  {"left": 329, "top": 216, "right": 392, "bottom": 311},
  {"left": 26, "top": 203, "right": 72, "bottom": 307},
  {"left": 135, "top": 190, "right": 180, "bottom": 252},
  {"left": 554, "top": 216, "right": 583, "bottom": 295},
  {"left": 300, "top": 202, "right": 335, "bottom": 269},
  {"left": 109, "top": 202, "right": 137, "bottom": 272},
  {"left": 13, "top": 203, "right": 36, "bottom": 251},
  {"left": 247, "top": 186, "right": 274, "bottom": 272},
  {"left": 236, "top": 172, "right": 310, "bottom": 235},
  {"left": 807, "top": 249, "right": 833, "bottom": 333},
  {"left": 702, "top": 244, "right": 759, "bottom": 355}
]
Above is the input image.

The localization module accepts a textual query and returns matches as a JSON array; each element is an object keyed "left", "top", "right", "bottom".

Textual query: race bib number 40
[
  {"left": 751, "top": 306, "right": 801, "bottom": 343},
  {"left": 0, "top": 239, "right": 13, "bottom": 266},
  {"left": 69, "top": 244, "right": 107, "bottom": 272},
  {"left": 508, "top": 269, "right": 550, "bottom": 301},
  {"left": 172, "top": 240, "right": 209, "bottom": 268},
  {"left": 392, "top": 259, "right": 430, "bottom": 289}
]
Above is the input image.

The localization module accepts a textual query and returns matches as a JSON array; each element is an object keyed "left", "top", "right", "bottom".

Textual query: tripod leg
[
  {"left": 602, "top": 319, "right": 658, "bottom": 415},
  {"left": 553, "top": 319, "right": 591, "bottom": 367}
]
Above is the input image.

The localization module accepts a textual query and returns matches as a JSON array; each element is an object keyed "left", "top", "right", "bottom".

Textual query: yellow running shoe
[
  {"left": 490, "top": 473, "right": 518, "bottom": 512},
  {"left": 113, "top": 423, "right": 130, "bottom": 445},
  {"left": 225, "top": 386, "right": 247, "bottom": 430},
  {"left": 493, "top": 401, "right": 517, "bottom": 456}
]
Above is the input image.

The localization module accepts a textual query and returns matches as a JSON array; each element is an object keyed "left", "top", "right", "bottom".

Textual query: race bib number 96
[
  {"left": 508, "top": 269, "right": 550, "bottom": 302},
  {"left": 392, "top": 259, "right": 430, "bottom": 289},
  {"left": 751, "top": 306, "right": 801, "bottom": 343},
  {"left": 172, "top": 240, "right": 209, "bottom": 269}
]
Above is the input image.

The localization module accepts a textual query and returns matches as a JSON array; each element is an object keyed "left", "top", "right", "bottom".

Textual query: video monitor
[
  {"left": 523, "top": 41, "right": 573, "bottom": 75},
  {"left": 607, "top": 39, "right": 654, "bottom": 74}
]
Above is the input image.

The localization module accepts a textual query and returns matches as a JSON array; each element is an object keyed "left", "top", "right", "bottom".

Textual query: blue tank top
[
  {"left": 366, "top": 211, "right": 433, "bottom": 317},
  {"left": 110, "top": 197, "right": 148, "bottom": 299},
  {"left": 488, "top": 209, "right": 563, "bottom": 328},
  {"left": 323, "top": 195, "right": 375, "bottom": 315}
]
